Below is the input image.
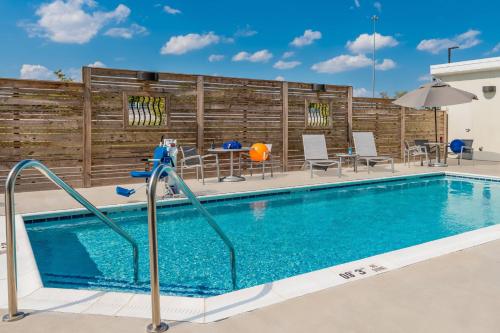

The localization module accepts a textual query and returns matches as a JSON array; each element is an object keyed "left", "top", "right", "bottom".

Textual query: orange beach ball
[{"left": 249, "top": 143, "right": 269, "bottom": 162}]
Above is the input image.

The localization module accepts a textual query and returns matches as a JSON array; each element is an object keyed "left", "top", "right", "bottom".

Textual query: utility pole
[
  {"left": 371, "top": 15, "right": 379, "bottom": 98},
  {"left": 448, "top": 46, "right": 459, "bottom": 63}
]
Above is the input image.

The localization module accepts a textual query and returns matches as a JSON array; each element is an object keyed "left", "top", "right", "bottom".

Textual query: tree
[
  {"left": 379, "top": 91, "right": 390, "bottom": 99},
  {"left": 394, "top": 90, "right": 407, "bottom": 99},
  {"left": 53, "top": 69, "right": 73, "bottom": 82}
]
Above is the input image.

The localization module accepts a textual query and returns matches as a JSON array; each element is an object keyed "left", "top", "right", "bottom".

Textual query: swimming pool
[{"left": 24, "top": 174, "right": 500, "bottom": 298}]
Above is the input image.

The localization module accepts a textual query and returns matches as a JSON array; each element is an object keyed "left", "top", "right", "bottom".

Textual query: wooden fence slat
[
  {"left": 347, "top": 86, "right": 353, "bottom": 146},
  {"left": 82, "top": 67, "right": 92, "bottom": 187},
  {"left": 282, "top": 81, "right": 288, "bottom": 172},
  {"left": 197, "top": 76, "right": 204, "bottom": 152},
  {"left": 401, "top": 107, "right": 406, "bottom": 159}
]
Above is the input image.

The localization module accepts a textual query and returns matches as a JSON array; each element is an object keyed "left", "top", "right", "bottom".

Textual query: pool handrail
[
  {"left": 146, "top": 164, "right": 237, "bottom": 333},
  {"left": 2, "top": 159, "right": 140, "bottom": 323}
]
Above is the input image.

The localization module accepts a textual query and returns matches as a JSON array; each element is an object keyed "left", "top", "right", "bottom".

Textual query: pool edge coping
[{"left": 3, "top": 170, "right": 500, "bottom": 323}]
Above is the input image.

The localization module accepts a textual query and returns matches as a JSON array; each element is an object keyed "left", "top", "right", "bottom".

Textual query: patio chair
[
  {"left": 352, "top": 132, "right": 394, "bottom": 173},
  {"left": 302, "top": 134, "right": 341, "bottom": 178},
  {"left": 404, "top": 140, "right": 428, "bottom": 167},
  {"left": 238, "top": 144, "right": 274, "bottom": 179},
  {"left": 449, "top": 139, "right": 474, "bottom": 165},
  {"left": 179, "top": 146, "right": 220, "bottom": 184},
  {"left": 414, "top": 139, "right": 437, "bottom": 159}
]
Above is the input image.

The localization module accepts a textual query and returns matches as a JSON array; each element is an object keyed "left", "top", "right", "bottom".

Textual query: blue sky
[{"left": 1, "top": 0, "right": 500, "bottom": 96}]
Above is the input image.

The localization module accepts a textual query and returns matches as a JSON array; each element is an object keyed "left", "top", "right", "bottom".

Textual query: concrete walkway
[
  {"left": 2, "top": 238, "right": 500, "bottom": 333},
  {"left": 2, "top": 159, "right": 498, "bottom": 215}
]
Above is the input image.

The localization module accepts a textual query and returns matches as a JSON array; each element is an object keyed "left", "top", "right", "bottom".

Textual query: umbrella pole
[
  {"left": 431, "top": 107, "right": 446, "bottom": 167},
  {"left": 434, "top": 107, "right": 438, "bottom": 143}
]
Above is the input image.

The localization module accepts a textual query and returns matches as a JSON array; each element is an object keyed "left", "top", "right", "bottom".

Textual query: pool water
[{"left": 25, "top": 175, "right": 500, "bottom": 297}]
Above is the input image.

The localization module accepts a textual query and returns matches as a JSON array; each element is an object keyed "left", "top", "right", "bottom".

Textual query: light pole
[
  {"left": 371, "top": 15, "right": 379, "bottom": 98},
  {"left": 448, "top": 46, "right": 459, "bottom": 63}
]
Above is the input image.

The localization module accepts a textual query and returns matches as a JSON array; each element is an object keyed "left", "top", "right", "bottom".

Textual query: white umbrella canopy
[
  {"left": 393, "top": 81, "right": 477, "bottom": 166},
  {"left": 393, "top": 81, "right": 478, "bottom": 108}
]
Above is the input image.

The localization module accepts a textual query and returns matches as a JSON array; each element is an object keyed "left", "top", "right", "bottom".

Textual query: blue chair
[{"left": 449, "top": 139, "right": 474, "bottom": 165}]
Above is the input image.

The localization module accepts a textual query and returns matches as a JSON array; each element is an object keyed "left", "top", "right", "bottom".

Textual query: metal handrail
[
  {"left": 146, "top": 164, "right": 237, "bottom": 333},
  {"left": 2, "top": 159, "right": 139, "bottom": 322}
]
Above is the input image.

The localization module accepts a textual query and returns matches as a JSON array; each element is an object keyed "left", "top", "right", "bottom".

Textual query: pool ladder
[
  {"left": 2, "top": 160, "right": 140, "bottom": 322},
  {"left": 2, "top": 160, "right": 237, "bottom": 333},
  {"left": 145, "top": 164, "right": 237, "bottom": 332}
]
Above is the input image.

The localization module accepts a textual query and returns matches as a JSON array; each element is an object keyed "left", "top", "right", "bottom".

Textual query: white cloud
[
  {"left": 163, "top": 5, "right": 181, "bottom": 14},
  {"left": 20, "top": 64, "right": 56, "bottom": 80},
  {"left": 353, "top": 0, "right": 360, "bottom": 8},
  {"left": 160, "top": 32, "right": 220, "bottom": 55},
  {"left": 273, "top": 60, "right": 301, "bottom": 70},
  {"left": 66, "top": 67, "right": 82, "bottom": 81},
  {"left": 353, "top": 87, "right": 369, "bottom": 97},
  {"left": 282, "top": 51, "right": 295, "bottom": 59},
  {"left": 374, "top": 1, "right": 382, "bottom": 12},
  {"left": 346, "top": 33, "right": 398, "bottom": 54},
  {"left": 24, "top": 0, "right": 130, "bottom": 44},
  {"left": 375, "top": 58, "right": 396, "bottom": 71},
  {"left": 418, "top": 74, "right": 432, "bottom": 82},
  {"left": 88, "top": 60, "right": 106, "bottom": 67},
  {"left": 104, "top": 23, "right": 147, "bottom": 39},
  {"left": 311, "top": 54, "right": 372, "bottom": 73},
  {"left": 232, "top": 49, "right": 273, "bottom": 63},
  {"left": 208, "top": 54, "right": 224, "bottom": 62},
  {"left": 234, "top": 25, "right": 257, "bottom": 37},
  {"left": 290, "top": 29, "right": 322, "bottom": 47},
  {"left": 487, "top": 43, "right": 500, "bottom": 55},
  {"left": 275, "top": 76, "right": 285, "bottom": 81},
  {"left": 417, "top": 29, "right": 481, "bottom": 54}
]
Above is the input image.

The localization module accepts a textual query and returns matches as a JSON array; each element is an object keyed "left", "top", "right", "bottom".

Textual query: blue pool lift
[{"left": 116, "top": 143, "right": 178, "bottom": 197}]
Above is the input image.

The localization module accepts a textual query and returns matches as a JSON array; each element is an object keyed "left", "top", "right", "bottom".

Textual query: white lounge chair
[
  {"left": 302, "top": 134, "right": 341, "bottom": 178},
  {"left": 353, "top": 132, "right": 394, "bottom": 173}
]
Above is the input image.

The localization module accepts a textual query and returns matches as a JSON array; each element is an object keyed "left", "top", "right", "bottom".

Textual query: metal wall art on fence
[
  {"left": 305, "top": 101, "right": 332, "bottom": 128},
  {"left": 124, "top": 94, "right": 167, "bottom": 127}
]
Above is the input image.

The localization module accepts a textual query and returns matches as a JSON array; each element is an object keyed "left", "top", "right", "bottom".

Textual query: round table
[{"left": 207, "top": 148, "right": 250, "bottom": 182}]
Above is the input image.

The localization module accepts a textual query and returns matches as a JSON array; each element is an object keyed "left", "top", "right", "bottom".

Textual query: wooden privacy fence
[{"left": 0, "top": 68, "right": 446, "bottom": 191}]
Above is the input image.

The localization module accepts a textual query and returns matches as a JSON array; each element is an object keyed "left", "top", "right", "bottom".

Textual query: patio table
[
  {"left": 207, "top": 147, "right": 250, "bottom": 182},
  {"left": 336, "top": 153, "right": 359, "bottom": 172}
]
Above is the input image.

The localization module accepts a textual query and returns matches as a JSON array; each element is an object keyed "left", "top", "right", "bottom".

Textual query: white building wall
[{"left": 431, "top": 58, "right": 500, "bottom": 160}]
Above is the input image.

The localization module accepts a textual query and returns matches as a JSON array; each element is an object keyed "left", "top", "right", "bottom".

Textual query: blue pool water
[{"left": 25, "top": 175, "right": 500, "bottom": 297}]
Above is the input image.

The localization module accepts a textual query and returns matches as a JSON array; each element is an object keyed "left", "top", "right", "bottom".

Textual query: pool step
[{"left": 42, "top": 272, "right": 227, "bottom": 297}]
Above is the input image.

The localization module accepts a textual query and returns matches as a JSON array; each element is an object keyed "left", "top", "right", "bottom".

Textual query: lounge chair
[
  {"left": 179, "top": 146, "right": 220, "bottom": 184},
  {"left": 238, "top": 144, "right": 274, "bottom": 179},
  {"left": 302, "top": 134, "right": 341, "bottom": 178},
  {"left": 404, "top": 140, "right": 428, "bottom": 166},
  {"left": 352, "top": 132, "right": 394, "bottom": 173}
]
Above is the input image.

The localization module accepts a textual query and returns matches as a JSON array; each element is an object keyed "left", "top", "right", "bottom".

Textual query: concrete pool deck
[
  {"left": 2, "top": 158, "right": 498, "bottom": 215},
  {"left": 2, "top": 158, "right": 500, "bottom": 332},
  {"left": 2, "top": 238, "right": 500, "bottom": 333}
]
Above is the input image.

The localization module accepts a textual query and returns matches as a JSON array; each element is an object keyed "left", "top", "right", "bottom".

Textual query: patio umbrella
[
  {"left": 393, "top": 81, "right": 477, "bottom": 166},
  {"left": 393, "top": 81, "right": 477, "bottom": 141}
]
